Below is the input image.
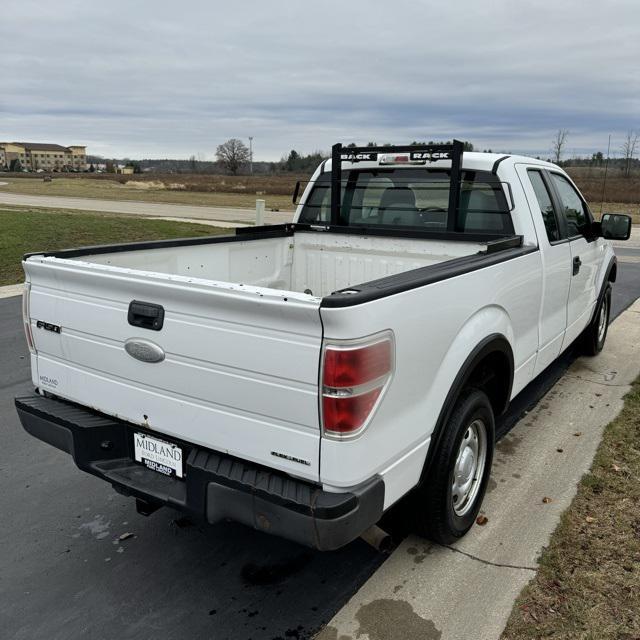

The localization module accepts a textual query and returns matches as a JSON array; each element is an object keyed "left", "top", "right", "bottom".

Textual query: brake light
[
  {"left": 321, "top": 331, "right": 394, "bottom": 438},
  {"left": 379, "top": 153, "right": 425, "bottom": 165},
  {"left": 22, "top": 282, "right": 36, "bottom": 355}
]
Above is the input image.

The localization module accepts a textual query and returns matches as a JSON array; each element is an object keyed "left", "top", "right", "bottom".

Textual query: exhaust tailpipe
[{"left": 360, "top": 524, "right": 393, "bottom": 553}]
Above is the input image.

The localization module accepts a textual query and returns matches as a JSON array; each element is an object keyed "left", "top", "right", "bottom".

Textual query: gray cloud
[{"left": 1, "top": 0, "right": 638, "bottom": 159}]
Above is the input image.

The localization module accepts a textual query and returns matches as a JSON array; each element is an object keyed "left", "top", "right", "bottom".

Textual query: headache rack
[{"left": 330, "top": 140, "right": 464, "bottom": 230}]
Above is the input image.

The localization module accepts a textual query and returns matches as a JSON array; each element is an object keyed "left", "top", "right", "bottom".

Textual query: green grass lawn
[
  {"left": 0, "top": 178, "right": 294, "bottom": 211},
  {"left": 501, "top": 377, "right": 640, "bottom": 639},
  {"left": 0, "top": 207, "right": 231, "bottom": 286}
]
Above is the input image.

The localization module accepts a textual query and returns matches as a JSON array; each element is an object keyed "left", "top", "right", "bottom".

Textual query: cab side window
[
  {"left": 528, "top": 169, "right": 560, "bottom": 242},
  {"left": 549, "top": 173, "right": 590, "bottom": 237}
]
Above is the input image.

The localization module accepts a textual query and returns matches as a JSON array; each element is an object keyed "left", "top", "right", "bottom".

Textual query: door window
[
  {"left": 528, "top": 169, "right": 560, "bottom": 242},
  {"left": 549, "top": 173, "right": 590, "bottom": 237}
]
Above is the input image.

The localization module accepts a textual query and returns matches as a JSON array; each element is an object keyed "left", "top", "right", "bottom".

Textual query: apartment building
[{"left": 0, "top": 142, "right": 87, "bottom": 172}]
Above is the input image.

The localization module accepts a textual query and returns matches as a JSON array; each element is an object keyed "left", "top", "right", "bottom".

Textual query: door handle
[
  {"left": 572, "top": 256, "right": 582, "bottom": 276},
  {"left": 128, "top": 300, "right": 165, "bottom": 331}
]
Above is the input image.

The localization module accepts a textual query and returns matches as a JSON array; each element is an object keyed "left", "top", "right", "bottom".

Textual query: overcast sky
[{"left": 1, "top": 0, "right": 638, "bottom": 160}]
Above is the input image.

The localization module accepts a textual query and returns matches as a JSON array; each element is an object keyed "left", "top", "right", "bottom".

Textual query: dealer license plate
[{"left": 133, "top": 432, "right": 183, "bottom": 478}]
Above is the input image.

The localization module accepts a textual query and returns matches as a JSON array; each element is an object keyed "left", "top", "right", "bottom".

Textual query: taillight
[
  {"left": 22, "top": 282, "right": 36, "bottom": 355},
  {"left": 321, "top": 331, "right": 394, "bottom": 439}
]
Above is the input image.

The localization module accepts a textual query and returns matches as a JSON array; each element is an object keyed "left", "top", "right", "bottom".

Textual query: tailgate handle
[{"left": 128, "top": 300, "right": 164, "bottom": 331}]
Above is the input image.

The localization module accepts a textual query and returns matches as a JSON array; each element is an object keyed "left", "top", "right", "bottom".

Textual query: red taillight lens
[
  {"left": 323, "top": 340, "right": 392, "bottom": 388},
  {"left": 321, "top": 332, "right": 394, "bottom": 438},
  {"left": 322, "top": 388, "right": 382, "bottom": 435}
]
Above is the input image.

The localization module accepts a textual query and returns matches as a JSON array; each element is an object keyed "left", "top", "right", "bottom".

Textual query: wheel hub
[{"left": 456, "top": 448, "right": 475, "bottom": 483}]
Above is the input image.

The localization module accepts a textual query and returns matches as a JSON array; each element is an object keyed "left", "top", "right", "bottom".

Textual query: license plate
[{"left": 133, "top": 432, "right": 183, "bottom": 478}]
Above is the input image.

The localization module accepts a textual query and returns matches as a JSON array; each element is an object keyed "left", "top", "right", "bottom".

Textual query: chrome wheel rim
[
  {"left": 597, "top": 297, "right": 608, "bottom": 343},
  {"left": 451, "top": 419, "right": 488, "bottom": 516}
]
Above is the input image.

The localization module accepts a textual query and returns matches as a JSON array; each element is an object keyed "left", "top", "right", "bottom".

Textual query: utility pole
[{"left": 248, "top": 137, "right": 253, "bottom": 175}]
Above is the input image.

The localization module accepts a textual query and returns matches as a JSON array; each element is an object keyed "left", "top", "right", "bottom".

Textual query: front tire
[
  {"left": 583, "top": 285, "right": 611, "bottom": 356},
  {"left": 412, "top": 388, "right": 495, "bottom": 544}
]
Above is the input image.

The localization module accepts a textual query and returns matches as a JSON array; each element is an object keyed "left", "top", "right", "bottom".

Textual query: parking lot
[{"left": 2, "top": 247, "right": 639, "bottom": 640}]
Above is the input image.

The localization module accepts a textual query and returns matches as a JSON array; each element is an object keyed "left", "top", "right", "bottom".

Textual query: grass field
[
  {"left": 2, "top": 171, "right": 306, "bottom": 195},
  {"left": 501, "top": 377, "right": 640, "bottom": 639},
  {"left": 0, "top": 177, "right": 297, "bottom": 211},
  {"left": 0, "top": 207, "right": 230, "bottom": 286}
]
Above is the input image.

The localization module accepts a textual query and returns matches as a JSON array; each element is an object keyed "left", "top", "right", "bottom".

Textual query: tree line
[
  {"left": 84, "top": 132, "right": 639, "bottom": 177},
  {"left": 212, "top": 138, "right": 476, "bottom": 175},
  {"left": 550, "top": 129, "right": 638, "bottom": 177}
]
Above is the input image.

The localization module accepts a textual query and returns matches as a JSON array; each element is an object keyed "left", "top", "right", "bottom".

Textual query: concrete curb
[
  {"left": 0, "top": 284, "right": 23, "bottom": 299},
  {"left": 318, "top": 298, "right": 640, "bottom": 640}
]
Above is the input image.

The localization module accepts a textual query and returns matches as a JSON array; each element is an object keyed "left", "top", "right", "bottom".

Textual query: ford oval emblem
[{"left": 125, "top": 338, "right": 165, "bottom": 363}]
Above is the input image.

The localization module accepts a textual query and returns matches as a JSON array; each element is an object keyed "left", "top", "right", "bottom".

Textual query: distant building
[
  {"left": 0, "top": 142, "right": 87, "bottom": 172},
  {"left": 115, "top": 165, "right": 135, "bottom": 175}
]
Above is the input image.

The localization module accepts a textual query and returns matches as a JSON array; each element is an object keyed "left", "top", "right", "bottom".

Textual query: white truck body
[{"left": 17, "top": 145, "right": 625, "bottom": 549}]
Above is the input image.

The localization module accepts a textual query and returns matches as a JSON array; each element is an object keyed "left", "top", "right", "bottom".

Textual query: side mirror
[{"left": 600, "top": 213, "right": 632, "bottom": 241}]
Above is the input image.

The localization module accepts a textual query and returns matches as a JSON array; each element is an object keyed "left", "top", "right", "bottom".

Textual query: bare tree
[
  {"left": 621, "top": 130, "right": 639, "bottom": 178},
  {"left": 215, "top": 138, "right": 250, "bottom": 175},
  {"left": 551, "top": 129, "right": 569, "bottom": 164}
]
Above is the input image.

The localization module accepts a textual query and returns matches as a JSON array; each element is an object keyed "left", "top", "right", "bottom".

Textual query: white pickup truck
[{"left": 16, "top": 142, "right": 631, "bottom": 550}]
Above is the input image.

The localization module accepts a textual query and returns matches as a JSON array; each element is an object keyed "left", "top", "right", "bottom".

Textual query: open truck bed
[{"left": 33, "top": 224, "right": 496, "bottom": 299}]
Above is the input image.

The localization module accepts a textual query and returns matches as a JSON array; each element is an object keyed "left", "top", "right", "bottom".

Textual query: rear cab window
[{"left": 299, "top": 168, "right": 514, "bottom": 235}]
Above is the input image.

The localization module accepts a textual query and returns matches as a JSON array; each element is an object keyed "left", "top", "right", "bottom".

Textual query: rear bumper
[{"left": 15, "top": 394, "right": 384, "bottom": 550}]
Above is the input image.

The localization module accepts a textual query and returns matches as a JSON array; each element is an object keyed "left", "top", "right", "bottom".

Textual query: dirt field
[
  {"left": 567, "top": 166, "right": 640, "bottom": 205},
  {"left": 1, "top": 168, "right": 639, "bottom": 222},
  {"left": 2, "top": 171, "right": 307, "bottom": 193}
]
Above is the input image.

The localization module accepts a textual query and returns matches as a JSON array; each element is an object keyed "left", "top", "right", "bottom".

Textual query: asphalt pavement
[{"left": 1, "top": 245, "right": 639, "bottom": 640}]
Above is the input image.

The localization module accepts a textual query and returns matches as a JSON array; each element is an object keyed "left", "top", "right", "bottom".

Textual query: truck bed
[{"left": 61, "top": 228, "right": 484, "bottom": 298}]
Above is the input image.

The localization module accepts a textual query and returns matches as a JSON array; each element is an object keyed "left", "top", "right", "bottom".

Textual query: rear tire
[
  {"left": 412, "top": 388, "right": 495, "bottom": 545},
  {"left": 583, "top": 285, "right": 611, "bottom": 356}
]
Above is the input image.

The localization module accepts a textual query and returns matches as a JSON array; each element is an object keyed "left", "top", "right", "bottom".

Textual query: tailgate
[{"left": 24, "top": 256, "right": 323, "bottom": 481}]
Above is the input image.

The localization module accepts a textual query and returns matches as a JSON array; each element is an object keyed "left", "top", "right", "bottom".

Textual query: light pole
[{"left": 248, "top": 137, "right": 253, "bottom": 175}]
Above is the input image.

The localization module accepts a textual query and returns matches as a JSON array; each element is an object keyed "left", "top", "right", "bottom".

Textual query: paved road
[
  {"left": 2, "top": 246, "right": 639, "bottom": 640},
  {"left": 0, "top": 188, "right": 293, "bottom": 226}
]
